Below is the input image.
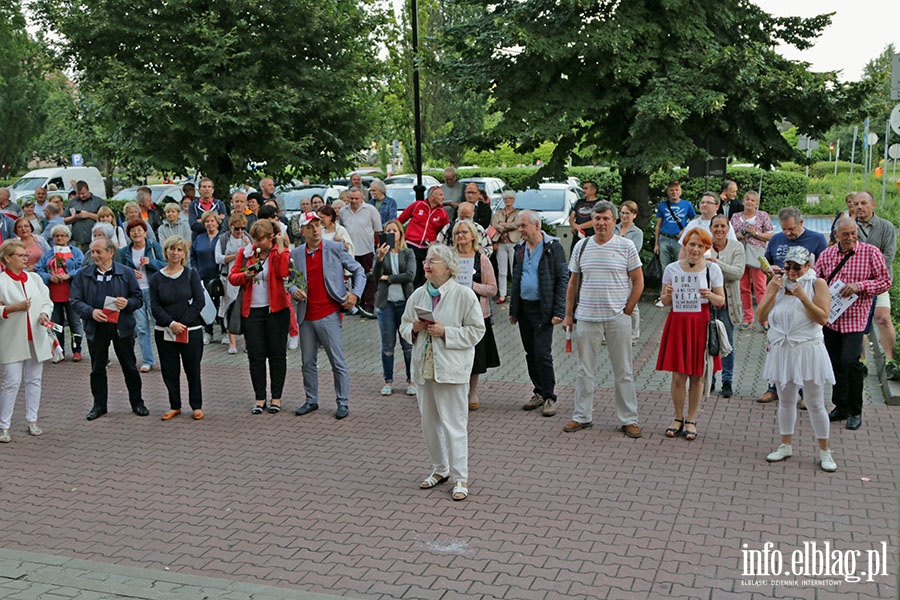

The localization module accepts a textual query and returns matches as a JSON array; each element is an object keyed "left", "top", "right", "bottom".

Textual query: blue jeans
[
  {"left": 134, "top": 288, "right": 155, "bottom": 367},
  {"left": 377, "top": 301, "right": 412, "bottom": 383},
  {"left": 719, "top": 309, "right": 734, "bottom": 383}
]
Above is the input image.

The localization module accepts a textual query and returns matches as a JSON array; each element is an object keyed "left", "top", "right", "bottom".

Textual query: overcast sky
[{"left": 752, "top": 0, "right": 896, "bottom": 82}]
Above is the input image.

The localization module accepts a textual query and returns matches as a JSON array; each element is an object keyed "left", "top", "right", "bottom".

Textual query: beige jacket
[
  {"left": 0, "top": 272, "right": 54, "bottom": 364},
  {"left": 710, "top": 239, "right": 745, "bottom": 326}
]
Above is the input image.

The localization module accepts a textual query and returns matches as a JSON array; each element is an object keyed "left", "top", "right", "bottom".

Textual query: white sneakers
[
  {"left": 766, "top": 444, "right": 793, "bottom": 462},
  {"left": 767, "top": 444, "right": 838, "bottom": 472},
  {"left": 819, "top": 450, "right": 837, "bottom": 472}
]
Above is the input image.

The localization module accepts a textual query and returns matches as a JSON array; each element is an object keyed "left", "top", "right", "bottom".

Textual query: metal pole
[
  {"left": 805, "top": 144, "right": 810, "bottom": 178},
  {"left": 882, "top": 120, "right": 890, "bottom": 208},
  {"left": 834, "top": 139, "right": 840, "bottom": 176},
  {"left": 410, "top": 0, "right": 425, "bottom": 202},
  {"left": 849, "top": 126, "right": 858, "bottom": 191}
]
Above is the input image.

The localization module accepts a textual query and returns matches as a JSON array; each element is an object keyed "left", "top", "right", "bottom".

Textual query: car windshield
[
  {"left": 514, "top": 189, "right": 565, "bottom": 212},
  {"left": 388, "top": 186, "right": 420, "bottom": 211},
  {"left": 10, "top": 177, "right": 44, "bottom": 192},
  {"left": 111, "top": 187, "right": 172, "bottom": 203},
  {"left": 282, "top": 188, "right": 329, "bottom": 212}
]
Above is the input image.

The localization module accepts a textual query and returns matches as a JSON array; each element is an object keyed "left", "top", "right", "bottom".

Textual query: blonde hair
[
  {"left": 97, "top": 206, "right": 116, "bottom": 222},
  {"left": 162, "top": 235, "right": 190, "bottom": 266},
  {"left": 452, "top": 219, "right": 481, "bottom": 251},
  {"left": 383, "top": 219, "right": 407, "bottom": 251}
]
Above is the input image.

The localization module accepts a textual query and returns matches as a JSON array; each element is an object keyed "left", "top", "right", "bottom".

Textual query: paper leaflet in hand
[
  {"left": 415, "top": 306, "right": 435, "bottom": 324},
  {"left": 102, "top": 296, "right": 120, "bottom": 323}
]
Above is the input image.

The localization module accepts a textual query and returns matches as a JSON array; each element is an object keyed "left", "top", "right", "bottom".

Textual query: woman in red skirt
[{"left": 656, "top": 228, "right": 726, "bottom": 440}]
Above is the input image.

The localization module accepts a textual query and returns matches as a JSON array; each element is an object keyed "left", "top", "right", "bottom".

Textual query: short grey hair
[
  {"left": 369, "top": 179, "right": 386, "bottom": 194},
  {"left": 91, "top": 222, "right": 115, "bottom": 238},
  {"left": 164, "top": 202, "right": 181, "bottom": 213},
  {"left": 427, "top": 243, "right": 460, "bottom": 278},
  {"left": 50, "top": 224, "right": 71, "bottom": 237},
  {"left": 518, "top": 209, "right": 542, "bottom": 225},
  {"left": 123, "top": 201, "right": 140, "bottom": 214},
  {"left": 778, "top": 206, "right": 802, "bottom": 223},
  {"left": 502, "top": 189, "right": 516, "bottom": 200},
  {"left": 44, "top": 202, "right": 61, "bottom": 217},
  {"left": 592, "top": 200, "right": 618, "bottom": 220},
  {"left": 347, "top": 186, "right": 364, "bottom": 197},
  {"left": 834, "top": 216, "right": 857, "bottom": 234}
]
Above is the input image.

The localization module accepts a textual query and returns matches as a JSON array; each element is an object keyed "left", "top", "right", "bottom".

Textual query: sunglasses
[
  {"left": 783, "top": 263, "right": 804, "bottom": 272},
  {"left": 232, "top": 226, "right": 245, "bottom": 230}
]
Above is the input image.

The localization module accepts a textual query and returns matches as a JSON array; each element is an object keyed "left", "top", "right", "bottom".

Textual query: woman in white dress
[{"left": 756, "top": 246, "right": 837, "bottom": 472}]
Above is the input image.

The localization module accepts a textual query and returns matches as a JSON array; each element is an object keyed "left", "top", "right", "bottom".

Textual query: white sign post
[{"left": 891, "top": 53, "right": 900, "bottom": 100}]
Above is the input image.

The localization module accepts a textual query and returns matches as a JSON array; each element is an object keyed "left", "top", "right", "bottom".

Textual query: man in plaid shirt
[{"left": 819, "top": 217, "right": 892, "bottom": 430}]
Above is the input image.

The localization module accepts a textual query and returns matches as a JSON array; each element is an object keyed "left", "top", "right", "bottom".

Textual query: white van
[{"left": 8, "top": 166, "right": 107, "bottom": 201}]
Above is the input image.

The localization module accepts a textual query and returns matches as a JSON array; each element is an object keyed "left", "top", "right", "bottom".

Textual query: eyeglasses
[
  {"left": 13, "top": 253, "right": 28, "bottom": 259},
  {"left": 424, "top": 258, "right": 444, "bottom": 265},
  {"left": 783, "top": 263, "right": 804, "bottom": 272},
  {"left": 232, "top": 226, "right": 245, "bottom": 230}
]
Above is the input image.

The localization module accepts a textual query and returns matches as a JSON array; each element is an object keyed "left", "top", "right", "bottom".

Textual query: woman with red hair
[{"left": 656, "top": 228, "right": 726, "bottom": 441}]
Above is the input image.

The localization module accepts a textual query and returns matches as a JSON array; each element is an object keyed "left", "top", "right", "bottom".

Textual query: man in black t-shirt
[{"left": 568, "top": 180, "right": 598, "bottom": 251}]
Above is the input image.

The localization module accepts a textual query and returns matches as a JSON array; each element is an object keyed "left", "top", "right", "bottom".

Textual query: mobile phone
[
  {"left": 75, "top": 209, "right": 82, "bottom": 214},
  {"left": 380, "top": 232, "right": 396, "bottom": 249}
]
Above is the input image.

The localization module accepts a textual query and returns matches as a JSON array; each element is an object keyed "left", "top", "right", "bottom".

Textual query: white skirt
[{"left": 763, "top": 340, "right": 835, "bottom": 386}]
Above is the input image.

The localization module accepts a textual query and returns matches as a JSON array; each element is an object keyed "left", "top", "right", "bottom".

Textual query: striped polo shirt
[{"left": 569, "top": 235, "right": 641, "bottom": 322}]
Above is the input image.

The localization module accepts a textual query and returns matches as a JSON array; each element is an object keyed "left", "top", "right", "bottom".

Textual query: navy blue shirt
[{"left": 764, "top": 229, "right": 828, "bottom": 268}]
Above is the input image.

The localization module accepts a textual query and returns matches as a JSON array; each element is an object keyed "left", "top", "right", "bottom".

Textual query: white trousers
[
  {"left": 775, "top": 380, "right": 829, "bottom": 439},
  {"left": 573, "top": 315, "right": 639, "bottom": 426},
  {"left": 0, "top": 358, "right": 43, "bottom": 429},
  {"left": 496, "top": 242, "right": 516, "bottom": 298},
  {"left": 418, "top": 380, "right": 469, "bottom": 483}
]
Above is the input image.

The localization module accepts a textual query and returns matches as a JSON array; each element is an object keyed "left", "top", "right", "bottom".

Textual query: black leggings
[{"left": 243, "top": 307, "right": 290, "bottom": 401}]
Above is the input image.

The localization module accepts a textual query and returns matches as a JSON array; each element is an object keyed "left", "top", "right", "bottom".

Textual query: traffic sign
[
  {"left": 867, "top": 133, "right": 879, "bottom": 147},
  {"left": 891, "top": 103, "right": 900, "bottom": 136},
  {"left": 889, "top": 144, "right": 900, "bottom": 160},
  {"left": 71, "top": 153, "right": 83, "bottom": 166}
]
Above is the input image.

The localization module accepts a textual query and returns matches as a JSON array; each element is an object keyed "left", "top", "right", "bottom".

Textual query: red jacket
[
  {"left": 228, "top": 246, "right": 291, "bottom": 317},
  {"left": 398, "top": 201, "right": 449, "bottom": 248}
]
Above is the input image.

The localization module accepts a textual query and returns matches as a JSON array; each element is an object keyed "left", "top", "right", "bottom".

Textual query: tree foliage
[
  {"left": 380, "top": 0, "right": 489, "bottom": 169},
  {"left": 35, "top": 0, "right": 380, "bottom": 185},
  {"left": 437, "top": 0, "right": 851, "bottom": 215},
  {"left": 0, "top": 0, "right": 50, "bottom": 173}
]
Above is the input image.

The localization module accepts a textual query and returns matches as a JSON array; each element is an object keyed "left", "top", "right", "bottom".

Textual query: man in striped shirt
[
  {"left": 819, "top": 217, "right": 892, "bottom": 430},
  {"left": 562, "top": 201, "right": 644, "bottom": 438}
]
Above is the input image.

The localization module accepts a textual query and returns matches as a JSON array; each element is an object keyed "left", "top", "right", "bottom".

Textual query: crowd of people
[{"left": 0, "top": 176, "right": 895, "bottom": 497}]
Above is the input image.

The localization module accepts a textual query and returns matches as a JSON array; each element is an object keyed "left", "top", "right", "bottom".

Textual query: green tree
[
  {"left": 0, "top": 0, "right": 49, "bottom": 174},
  {"left": 381, "top": 0, "right": 489, "bottom": 170},
  {"left": 35, "top": 0, "right": 379, "bottom": 185},
  {"left": 437, "top": 0, "right": 849, "bottom": 224}
]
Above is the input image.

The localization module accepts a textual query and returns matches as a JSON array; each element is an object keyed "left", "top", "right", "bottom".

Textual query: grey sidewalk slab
[{"left": 0, "top": 548, "right": 347, "bottom": 600}]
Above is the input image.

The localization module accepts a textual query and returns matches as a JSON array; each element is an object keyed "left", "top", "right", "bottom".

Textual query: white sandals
[
  {"left": 451, "top": 481, "right": 468, "bottom": 501},
  {"left": 419, "top": 472, "right": 450, "bottom": 489}
]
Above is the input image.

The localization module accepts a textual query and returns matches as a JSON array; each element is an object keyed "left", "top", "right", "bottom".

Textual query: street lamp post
[{"left": 410, "top": 0, "right": 425, "bottom": 202}]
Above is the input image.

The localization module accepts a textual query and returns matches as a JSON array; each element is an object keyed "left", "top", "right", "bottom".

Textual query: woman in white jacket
[
  {"left": 0, "top": 239, "right": 54, "bottom": 442},
  {"left": 400, "top": 244, "right": 485, "bottom": 501}
]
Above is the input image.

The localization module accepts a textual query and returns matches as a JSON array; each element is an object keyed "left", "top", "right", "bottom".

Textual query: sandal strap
[{"left": 420, "top": 473, "right": 449, "bottom": 488}]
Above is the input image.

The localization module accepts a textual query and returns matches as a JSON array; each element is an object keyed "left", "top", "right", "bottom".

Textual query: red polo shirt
[{"left": 304, "top": 245, "right": 341, "bottom": 321}]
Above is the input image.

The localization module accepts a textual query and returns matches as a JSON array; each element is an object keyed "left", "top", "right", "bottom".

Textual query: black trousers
[
  {"left": 243, "top": 307, "right": 289, "bottom": 401},
  {"left": 355, "top": 252, "right": 375, "bottom": 311},
  {"left": 411, "top": 245, "right": 428, "bottom": 289},
  {"left": 87, "top": 323, "right": 143, "bottom": 411},
  {"left": 517, "top": 300, "right": 557, "bottom": 402},
  {"left": 823, "top": 327, "right": 866, "bottom": 416},
  {"left": 51, "top": 301, "right": 82, "bottom": 353},
  {"left": 155, "top": 329, "right": 204, "bottom": 410}
]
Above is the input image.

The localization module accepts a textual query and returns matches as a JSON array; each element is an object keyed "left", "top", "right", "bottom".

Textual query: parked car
[
  {"left": 282, "top": 185, "right": 345, "bottom": 220},
  {"left": 459, "top": 177, "right": 509, "bottom": 205},
  {"left": 9, "top": 166, "right": 107, "bottom": 201},
  {"left": 111, "top": 184, "right": 184, "bottom": 208},
  {"left": 383, "top": 173, "right": 441, "bottom": 187},
  {"left": 513, "top": 182, "right": 583, "bottom": 226}
]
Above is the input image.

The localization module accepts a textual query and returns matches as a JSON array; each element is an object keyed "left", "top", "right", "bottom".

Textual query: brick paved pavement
[{"left": 0, "top": 299, "right": 895, "bottom": 599}]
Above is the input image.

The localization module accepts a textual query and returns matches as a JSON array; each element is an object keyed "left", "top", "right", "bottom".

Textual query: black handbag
[
  {"left": 205, "top": 276, "right": 225, "bottom": 299},
  {"left": 645, "top": 254, "right": 663, "bottom": 286},
  {"left": 227, "top": 288, "right": 244, "bottom": 335},
  {"left": 707, "top": 316, "right": 721, "bottom": 356}
]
